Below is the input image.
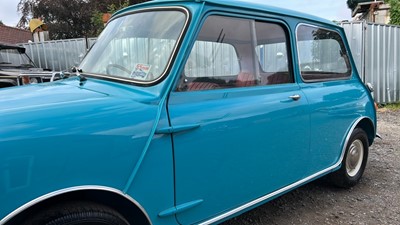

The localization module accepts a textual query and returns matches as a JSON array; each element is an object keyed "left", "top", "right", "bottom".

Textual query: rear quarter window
[{"left": 297, "top": 24, "right": 351, "bottom": 82}]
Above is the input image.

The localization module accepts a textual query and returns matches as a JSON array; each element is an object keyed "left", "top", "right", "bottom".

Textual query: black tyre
[
  {"left": 25, "top": 201, "right": 130, "bottom": 225},
  {"left": 329, "top": 128, "right": 369, "bottom": 188}
]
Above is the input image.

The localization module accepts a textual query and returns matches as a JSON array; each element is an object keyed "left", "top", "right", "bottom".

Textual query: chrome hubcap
[{"left": 346, "top": 139, "right": 364, "bottom": 177}]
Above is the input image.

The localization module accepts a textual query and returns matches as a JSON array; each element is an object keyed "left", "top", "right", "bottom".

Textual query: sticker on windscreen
[{"left": 130, "top": 63, "right": 152, "bottom": 80}]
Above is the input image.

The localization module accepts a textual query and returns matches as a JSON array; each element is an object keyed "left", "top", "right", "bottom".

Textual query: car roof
[
  {"left": 145, "top": 0, "right": 336, "bottom": 26},
  {"left": 0, "top": 42, "right": 25, "bottom": 51}
]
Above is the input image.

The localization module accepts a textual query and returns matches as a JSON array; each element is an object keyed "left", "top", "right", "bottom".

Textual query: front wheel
[
  {"left": 329, "top": 128, "right": 369, "bottom": 188},
  {"left": 26, "top": 201, "right": 130, "bottom": 225}
]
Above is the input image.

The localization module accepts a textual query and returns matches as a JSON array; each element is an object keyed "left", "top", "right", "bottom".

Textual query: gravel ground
[{"left": 223, "top": 109, "right": 400, "bottom": 225}]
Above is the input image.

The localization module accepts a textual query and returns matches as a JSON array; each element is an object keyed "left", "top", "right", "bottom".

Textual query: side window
[
  {"left": 297, "top": 25, "right": 351, "bottom": 82},
  {"left": 178, "top": 15, "right": 252, "bottom": 91},
  {"left": 184, "top": 41, "right": 240, "bottom": 78},
  {"left": 177, "top": 15, "right": 293, "bottom": 92},
  {"left": 255, "top": 22, "right": 293, "bottom": 85}
]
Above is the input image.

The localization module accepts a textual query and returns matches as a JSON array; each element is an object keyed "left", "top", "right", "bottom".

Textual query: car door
[{"left": 167, "top": 15, "right": 311, "bottom": 224}]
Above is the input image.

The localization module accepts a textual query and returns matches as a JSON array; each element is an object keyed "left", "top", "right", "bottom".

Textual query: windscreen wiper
[{"left": 72, "top": 66, "right": 87, "bottom": 83}]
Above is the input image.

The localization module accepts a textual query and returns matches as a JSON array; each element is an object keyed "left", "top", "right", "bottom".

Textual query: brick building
[{"left": 0, "top": 24, "right": 32, "bottom": 44}]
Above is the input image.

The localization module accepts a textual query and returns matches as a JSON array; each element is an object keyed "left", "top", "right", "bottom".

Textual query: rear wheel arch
[
  {"left": 355, "top": 117, "right": 376, "bottom": 146},
  {"left": 328, "top": 117, "right": 375, "bottom": 188},
  {"left": 330, "top": 127, "right": 369, "bottom": 187},
  {"left": 3, "top": 187, "right": 151, "bottom": 225}
]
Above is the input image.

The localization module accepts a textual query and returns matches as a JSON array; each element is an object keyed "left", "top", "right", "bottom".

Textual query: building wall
[
  {"left": 0, "top": 24, "right": 32, "bottom": 44},
  {"left": 376, "top": 3, "right": 391, "bottom": 24},
  {"left": 358, "top": 3, "right": 390, "bottom": 24}
]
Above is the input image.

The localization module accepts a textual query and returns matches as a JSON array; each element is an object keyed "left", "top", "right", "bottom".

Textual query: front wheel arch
[
  {"left": 26, "top": 201, "right": 130, "bottom": 225},
  {"left": 4, "top": 188, "right": 151, "bottom": 225}
]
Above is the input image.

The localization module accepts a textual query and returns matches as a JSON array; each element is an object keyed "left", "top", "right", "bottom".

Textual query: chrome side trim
[
  {"left": 199, "top": 117, "right": 369, "bottom": 225},
  {"left": 0, "top": 185, "right": 152, "bottom": 225}
]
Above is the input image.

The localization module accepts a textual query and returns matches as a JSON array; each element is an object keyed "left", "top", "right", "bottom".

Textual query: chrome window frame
[
  {"left": 177, "top": 13, "right": 295, "bottom": 91},
  {"left": 295, "top": 23, "right": 352, "bottom": 83},
  {"left": 80, "top": 6, "right": 191, "bottom": 86}
]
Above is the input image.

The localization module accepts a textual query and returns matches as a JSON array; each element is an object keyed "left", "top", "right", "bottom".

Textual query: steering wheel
[
  {"left": 106, "top": 64, "right": 131, "bottom": 76},
  {"left": 303, "top": 65, "right": 312, "bottom": 71}
]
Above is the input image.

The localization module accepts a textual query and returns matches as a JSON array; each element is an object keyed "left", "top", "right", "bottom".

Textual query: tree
[
  {"left": 17, "top": 0, "right": 149, "bottom": 39},
  {"left": 347, "top": 0, "right": 357, "bottom": 11},
  {"left": 90, "top": 0, "right": 131, "bottom": 37},
  {"left": 346, "top": 0, "right": 369, "bottom": 11},
  {"left": 386, "top": 0, "right": 400, "bottom": 25}
]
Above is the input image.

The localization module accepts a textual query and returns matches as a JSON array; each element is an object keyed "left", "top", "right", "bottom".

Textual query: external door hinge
[{"left": 158, "top": 199, "right": 204, "bottom": 217}]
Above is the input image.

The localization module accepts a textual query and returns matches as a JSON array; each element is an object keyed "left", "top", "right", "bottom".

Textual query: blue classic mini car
[{"left": 0, "top": 0, "right": 377, "bottom": 224}]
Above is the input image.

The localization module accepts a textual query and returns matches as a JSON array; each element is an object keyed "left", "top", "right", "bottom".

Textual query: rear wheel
[
  {"left": 26, "top": 201, "right": 130, "bottom": 225},
  {"left": 329, "top": 128, "right": 369, "bottom": 188}
]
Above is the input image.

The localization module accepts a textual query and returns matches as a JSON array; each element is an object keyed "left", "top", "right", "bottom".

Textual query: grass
[{"left": 379, "top": 102, "right": 400, "bottom": 111}]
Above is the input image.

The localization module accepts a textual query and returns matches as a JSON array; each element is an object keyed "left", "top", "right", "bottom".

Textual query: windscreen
[
  {"left": 80, "top": 9, "right": 187, "bottom": 83},
  {"left": 0, "top": 49, "right": 35, "bottom": 68}
]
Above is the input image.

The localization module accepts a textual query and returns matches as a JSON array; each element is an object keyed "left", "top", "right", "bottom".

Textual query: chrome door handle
[{"left": 289, "top": 94, "right": 301, "bottom": 101}]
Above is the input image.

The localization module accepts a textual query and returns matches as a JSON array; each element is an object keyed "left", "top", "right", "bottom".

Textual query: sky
[{"left": 0, "top": 0, "right": 352, "bottom": 27}]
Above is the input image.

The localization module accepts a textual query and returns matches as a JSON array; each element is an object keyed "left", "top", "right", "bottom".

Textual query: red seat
[
  {"left": 260, "top": 72, "right": 292, "bottom": 85},
  {"left": 188, "top": 82, "right": 219, "bottom": 91},
  {"left": 236, "top": 72, "right": 255, "bottom": 87},
  {"left": 266, "top": 73, "right": 291, "bottom": 85}
]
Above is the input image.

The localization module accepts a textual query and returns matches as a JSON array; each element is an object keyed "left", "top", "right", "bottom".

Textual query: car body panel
[
  {"left": 0, "top": 77, "right": 174, "bottom": 223},
  {"left": 0, "top": 1, "right": 376, "bottom": 225},
  {"left": 299, "top": 79, "right": 376, "bottom": 174}
]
